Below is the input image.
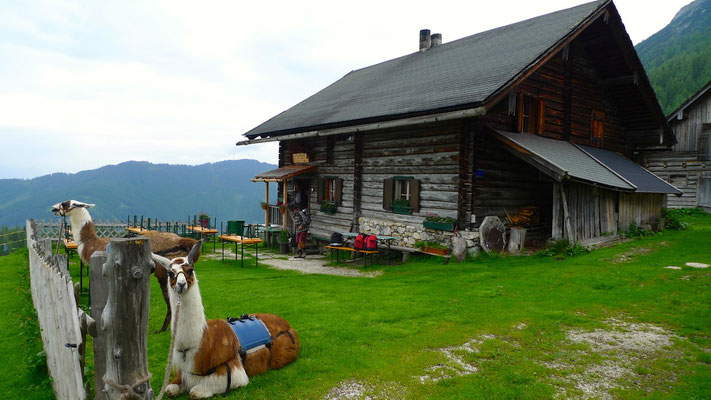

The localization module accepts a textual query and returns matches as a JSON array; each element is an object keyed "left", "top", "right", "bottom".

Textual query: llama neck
[
  {"left": 67, "top": 208, "right": 94, "bottom": 245},
  {"left": 170, "top": 280, "right": 207, "bottom": 348}
]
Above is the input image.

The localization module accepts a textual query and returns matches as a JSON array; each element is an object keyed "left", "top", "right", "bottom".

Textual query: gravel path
[{"left": 261, "top": 255, "right": 383, "bottom": 278}]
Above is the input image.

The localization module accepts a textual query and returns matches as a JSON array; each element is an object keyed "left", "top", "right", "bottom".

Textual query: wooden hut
[
  {"left": 239, "top": 0, "right": 680, "bottom": 251},
  {"left": 643, "top": 80, "right": 711, "bottom": 210}
]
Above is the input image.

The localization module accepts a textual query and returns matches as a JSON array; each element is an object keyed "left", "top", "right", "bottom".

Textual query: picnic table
[
  {"left": 218, "top": 234, "right": 263, "bottom": 268},
  {"left": 126, "top": 226, "right": 154, "bottom": 235},
  {"left": 188, "top": 225, "right": 219, "bottom": 250}
]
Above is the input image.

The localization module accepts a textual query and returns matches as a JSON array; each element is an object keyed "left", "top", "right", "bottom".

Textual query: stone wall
[{"left": 358, "top": 216, "right": 482, "bottom": 256}]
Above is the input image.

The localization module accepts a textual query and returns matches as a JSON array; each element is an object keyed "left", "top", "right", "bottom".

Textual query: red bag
[
  {"left": 365, "top": 234, "right": 377, "bottom": 251},
  {"left": 354, "top": 234, "right": 367, "bottom": 250}
]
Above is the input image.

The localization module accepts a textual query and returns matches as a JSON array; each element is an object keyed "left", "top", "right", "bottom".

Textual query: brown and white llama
[
  {"left": 51, "top": 199, "right": 200, "bottom": 333},
  {"left": 152, "top": 243, "right": 300, "bottom": 399}
]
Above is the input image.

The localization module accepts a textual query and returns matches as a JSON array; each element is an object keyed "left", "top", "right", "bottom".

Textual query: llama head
[
  {"left": 51, "top": 200, "right": 96, "bottom": 216},
  {"left": 152, "top": 241, "right": 202, "bottom": 295}
]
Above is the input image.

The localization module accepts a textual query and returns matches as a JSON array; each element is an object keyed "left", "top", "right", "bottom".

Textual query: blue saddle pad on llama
[{"left": 227, "top": 316, "right": 271, "bottom": 353}]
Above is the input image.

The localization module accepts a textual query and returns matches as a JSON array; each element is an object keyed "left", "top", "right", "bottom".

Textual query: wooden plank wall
[
  {"left": 669, "top": 90, "right": 711, "bottom": 151},
  {"left": 292, "top": 136, "right": 355, "bottom": 238},
  {"left": 643, "top": 151, "right": 709, "bottom": 208},
  {"left": 558, "top": 183, "right": 617, "bottom": 242},
  {"left": 359, "top": 122, "right": 462, "bottom": 226},
  {"left": 618, "top": 192, "right": 665, "bottom": 230}
]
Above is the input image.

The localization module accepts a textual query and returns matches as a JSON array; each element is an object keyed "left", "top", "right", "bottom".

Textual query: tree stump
[
  {"left": 507, "top": 227, "right": 527, "bottom": 253},
  {"left": 101, "top": 238, "right": 154, "bottom": 400}
]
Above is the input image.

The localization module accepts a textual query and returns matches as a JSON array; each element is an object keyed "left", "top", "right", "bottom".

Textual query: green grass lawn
[{"left": 2, "top": 213, "right": 710, "bottom": 399}]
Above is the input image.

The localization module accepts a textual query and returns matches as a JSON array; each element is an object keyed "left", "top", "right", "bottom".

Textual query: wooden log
[
  {"left": 101, "top": 239, "right": 153, "bottom": 400},
  {"left": 559, "top": 183, "right": 574, "bottom": 245},
  {"left": 507, "top": 227, "right": 527, "bottom": 253}
]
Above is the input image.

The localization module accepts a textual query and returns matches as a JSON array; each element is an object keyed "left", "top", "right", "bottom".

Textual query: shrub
[
  {"left": 538, "top": 239, "right": 590, "bottom": 257},
  {"left": 423, "top": 213, "right": 457, "bottom": 224}
]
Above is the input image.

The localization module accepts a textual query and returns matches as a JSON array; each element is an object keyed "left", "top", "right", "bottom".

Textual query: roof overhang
[
  {"left": 237, "top": 106, "right": 486, "bottom": 146},
  {"left": 251, "top": 165, "right": 317, "bottom": 182},
  {"left": 490, "top": 128, "right": 681, "bottom": 195}
]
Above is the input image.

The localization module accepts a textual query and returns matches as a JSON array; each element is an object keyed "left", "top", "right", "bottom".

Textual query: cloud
[{"left": 0, "top": 0, "right": 693, "bottom": 179}]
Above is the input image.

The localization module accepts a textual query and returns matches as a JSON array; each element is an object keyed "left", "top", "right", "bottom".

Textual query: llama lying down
[
  {"left": 152, "top": 243, "right": 300, "bottom": 398},
  {"left": 51, "top": 199, "right": 200, "bottom": 333}
]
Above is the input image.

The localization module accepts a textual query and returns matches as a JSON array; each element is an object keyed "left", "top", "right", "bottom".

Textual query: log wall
[
  {"left": 643, "top": 151, "right": 709, "bottom": 208},
  {"left": 481, "top": 40, "right": 626, "bottom": 153}
]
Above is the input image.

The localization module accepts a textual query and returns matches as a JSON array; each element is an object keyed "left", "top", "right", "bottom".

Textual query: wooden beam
[
  {"left": 265, "top": 182, "right": 270, "bottom": 229},
  {"left": 559, "top": 183, "right": 574, "bottom": 245},
  {"left": 283, "top": 179, "right": 288, "bottom": 229}
]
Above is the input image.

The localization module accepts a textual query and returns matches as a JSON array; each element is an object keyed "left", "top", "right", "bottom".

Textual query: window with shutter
[
  {"left": 517, "top": 93, "right": 545, "bottom": 134},
  {"left": 591, "top": 110, "right": 605, "bottom": 145},
  {"left": 383, "top": 177, "right": 420, "bottom": 213}
]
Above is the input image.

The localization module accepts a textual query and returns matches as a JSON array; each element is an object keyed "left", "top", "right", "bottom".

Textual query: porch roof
[
  {"left": 493, "top": 129, "right": 680, "bottom": 194},
  {"left": 251, "top": 164, "right": 317, "bottom": 182}
]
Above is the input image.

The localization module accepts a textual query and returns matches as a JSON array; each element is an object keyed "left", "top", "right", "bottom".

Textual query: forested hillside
[
  {"left": 0, "top": 160, "right": 277, "bottom": 227},
  {"left": 636, "top": 0, "right": 711, "bottom": 115}
]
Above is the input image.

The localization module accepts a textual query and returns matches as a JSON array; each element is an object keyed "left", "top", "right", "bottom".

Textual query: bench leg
[{"left": 255, "top": 244, "right": 259, "bottom": 268}]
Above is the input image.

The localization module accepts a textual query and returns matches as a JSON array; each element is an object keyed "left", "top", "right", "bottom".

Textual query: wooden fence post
[
  {"left": 101, "top": 238, "right": 154, "bottom": 400},
  {"left": 90, "top": 251, "right": 109, "bottom": 400}
]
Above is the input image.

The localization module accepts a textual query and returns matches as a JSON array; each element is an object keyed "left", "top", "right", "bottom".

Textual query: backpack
[
  {"left": 365, "top": 234, "right": 377, "bottom": 251},
  {"left": 354, "top": 233, "right": 367, "bottom": 250},
  {"left": 300, "top": 209, "right": 311, "bottom": 228},
  {"left": 330, "top": 232, "right": 344, "bottom": 246}
]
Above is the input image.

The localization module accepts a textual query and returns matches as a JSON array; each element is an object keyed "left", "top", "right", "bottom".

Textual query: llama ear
[
  {"left": 84, "top": 203, "right": 96, "bottom": 208},
  {"left": 151, "top": 253, "right": 172, "bottom": 270},
  {"left": 187, "top": 240, "right": 202, "bottom": 266}
]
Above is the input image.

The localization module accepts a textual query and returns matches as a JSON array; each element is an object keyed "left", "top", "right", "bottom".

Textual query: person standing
[{"left": 291, "top": 204, "right": 310, "bottom": 258}]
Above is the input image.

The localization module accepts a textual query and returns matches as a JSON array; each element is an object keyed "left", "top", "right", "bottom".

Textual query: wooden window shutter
[
  {"left": 317, "top": 178, "right": 324, "bottom": 203},
  {"left": 382, "top": 178, "right": 393, "bottom": 210},
  {"left": 537, "top": 99, "right": 545, "bottom": 134},
  {"left": 410, "top": 179, "right": 421, "bottom": 213},
  {"left": 335, "top": 178, "right": 343, "bottom": 205}
]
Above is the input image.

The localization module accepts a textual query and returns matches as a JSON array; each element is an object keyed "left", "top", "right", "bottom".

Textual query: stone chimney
[
  {"left": 431, "top": 33, "right": 442, "bottom": 48},
  {"left": 419, "top": 29, "right": 431, "bottom": 52}
]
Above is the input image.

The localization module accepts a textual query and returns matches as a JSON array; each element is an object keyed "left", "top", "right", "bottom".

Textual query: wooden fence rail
[{"left": 26, "top": 220, "right": 87, "bottom": 399}]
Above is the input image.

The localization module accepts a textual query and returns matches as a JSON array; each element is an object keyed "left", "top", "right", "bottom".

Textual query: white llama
[{"left": 152, "top": 242, "right": 300, "bottom": 398}]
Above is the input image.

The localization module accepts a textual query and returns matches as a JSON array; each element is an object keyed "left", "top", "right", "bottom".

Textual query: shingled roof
[{"left": 244, "top": 0, "right": 610, "bottom": 140}]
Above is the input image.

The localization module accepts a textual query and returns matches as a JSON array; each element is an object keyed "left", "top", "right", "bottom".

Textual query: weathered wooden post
[
  {"left": 101, "top": 238, "right": 154, "bottom": 400},
  {"left": 90, "top": 251, "right": 109, "bottom": 400},
  {"left": 507, "top": 227, "right": 527, "bottom": 253}
]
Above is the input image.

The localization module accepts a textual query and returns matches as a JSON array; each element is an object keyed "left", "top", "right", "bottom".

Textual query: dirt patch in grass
[
  {"left": 610, "top": 247, "right": 654, "bottom": 264},
  {"left": 324, "top": 379, "right": 406, "bottom": 400},
  {"left": 544, "top": 318, "right": 683, "bottom": 399},
  {"left": 415, "top": 333, "right": 500, "bottom": 383}
]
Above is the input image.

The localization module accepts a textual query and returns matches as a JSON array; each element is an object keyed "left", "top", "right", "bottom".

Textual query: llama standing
[
  {"left": 152, "top": 243, "right": 300, "bottom": 398},
  {"left": 51, "top": 199, "right": 200, "bottom": 332}
]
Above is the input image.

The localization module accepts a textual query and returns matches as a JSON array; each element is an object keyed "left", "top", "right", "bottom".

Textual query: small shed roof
[
  {"left": 493, "top": 130, "right": 680, "bottom": 194},
  {"left": 578, "top": 145, "right": 682, "bottom": 195},
  {"left": 252, "top": 165, "right": 317, "bottom": 182}
]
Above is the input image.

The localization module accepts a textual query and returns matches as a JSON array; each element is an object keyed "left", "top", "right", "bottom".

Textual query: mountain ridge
[
  {"left": 636, "top": 0, "right": 711, "bottom": 114},
  {"left": 0, "top": 159, "right": 277, "bottom": 227}
]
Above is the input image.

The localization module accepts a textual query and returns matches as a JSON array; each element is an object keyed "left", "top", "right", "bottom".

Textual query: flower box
[
  {"left": 423, "top": 220, "right": 455, "bottom": 231},
  {"left": 392, "top": 205, "right": 412, "bottom": 215},
  {"left": 320, "top": 202, "right": 338, "bottom": 214}
]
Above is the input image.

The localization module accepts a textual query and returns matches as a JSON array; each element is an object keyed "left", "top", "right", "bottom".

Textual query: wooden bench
[
  {"left": 325, "top": 245, "right": 379, "bottom": 267},
  {"left": 219, "top": 235, "right": 263, "bottom": 268}
]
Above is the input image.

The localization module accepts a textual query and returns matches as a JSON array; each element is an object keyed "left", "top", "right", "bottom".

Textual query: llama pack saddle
[{"left": 227, "top": 315, "right": 272, "bottom": 359}]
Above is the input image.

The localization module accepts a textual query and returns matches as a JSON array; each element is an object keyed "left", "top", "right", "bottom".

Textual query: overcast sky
[{"left": 0, "top": 0, "right": 693, "bottom": 179}]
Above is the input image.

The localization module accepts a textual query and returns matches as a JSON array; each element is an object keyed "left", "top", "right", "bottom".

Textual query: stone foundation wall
[{"left": 358, "top": 216, "right": 482, "bottom": 255}]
